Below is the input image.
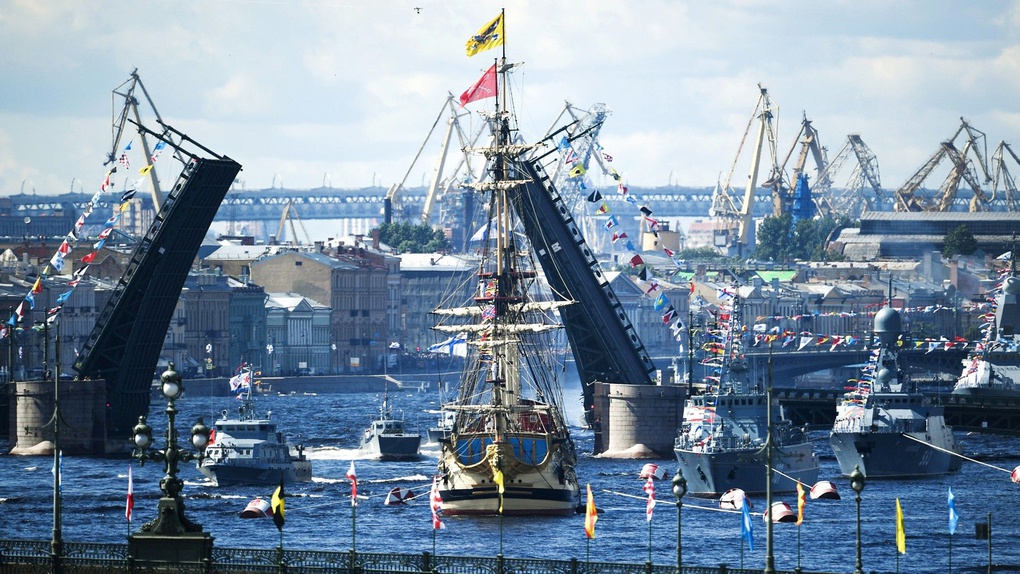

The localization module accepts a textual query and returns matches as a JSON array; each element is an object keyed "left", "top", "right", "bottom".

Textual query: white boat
[
  {"left": 199, "top": 369, "right": 312, "bottom": 486},
  {"left": 434, "top": 42, "right": 580, "bottom": 516},
  {"left": 358, "top": 394, "right": 421, "bottom": 460}
]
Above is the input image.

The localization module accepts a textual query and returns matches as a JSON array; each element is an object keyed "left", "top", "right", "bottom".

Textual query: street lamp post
[
  {"left": 850, "top": 465, "right": 866, "bottom": 574},
  {"left": 672, "top": 468, "right": 687, "bottom": 574},
  {"left": 128, "top": 363, "right": 214, "bottom": 564}
]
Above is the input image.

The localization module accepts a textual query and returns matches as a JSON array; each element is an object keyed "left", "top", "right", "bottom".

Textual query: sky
[{"left": 2, "top": 1, "right": 1019, "bottom": 198}]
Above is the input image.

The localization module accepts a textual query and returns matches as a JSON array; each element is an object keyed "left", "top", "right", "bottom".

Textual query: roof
[
  {"left": 755, "top": 270, "right": 797, "bottom": 283},
  {"left": 398, "top": 253, "right": 477, "bottom": 272}
]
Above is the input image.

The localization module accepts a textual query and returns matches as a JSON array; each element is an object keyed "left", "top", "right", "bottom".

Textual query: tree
[
  {"left": 377, "top": 222, "right": 450, "bottom": 253},
  {"left": 942, "top": 224, "right": 977, "bottom": 258}
]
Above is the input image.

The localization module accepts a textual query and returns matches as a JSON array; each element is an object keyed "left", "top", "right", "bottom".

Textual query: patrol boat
[
  {"left": 358, "top": 394, "right": 422, "bottom": 460},
  {"left": 199, "top": 382, "right": 312, "bottom": 486},
  {"left": 830, "top": 302, "right": 962, "bottom": 478}
]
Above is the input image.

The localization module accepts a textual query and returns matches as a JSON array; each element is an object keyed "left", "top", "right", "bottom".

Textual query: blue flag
[
  {"left": 741, "top": 498, "right": 754, "bottom": 551},
  {"left": 948, "top": 487, "right": 959, "bottom": 535}
]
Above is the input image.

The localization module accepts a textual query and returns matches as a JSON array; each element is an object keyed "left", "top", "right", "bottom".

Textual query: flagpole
[
  {"left": 948, "top": 533, "right": 953, "bottom": 574},
  {"left": 351, "top": 497, "right": 357, "bottom": 552},
  {"left": 647, "top": 519, "right": 652, "bottom": 564}
]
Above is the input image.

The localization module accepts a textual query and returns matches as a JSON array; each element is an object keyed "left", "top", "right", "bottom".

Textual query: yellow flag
[
  {"left": 466, "top": 13, "right": 504, "bottom": 57},
  {"left": 796, "top": 481, "right": 806, "bottom": 526},
  {"left": 493, "top": 468, "right": 504, "bottom": 513},
  {"left": 119, "top": 201, "right": 130, "bottom": 213},
  {"left": 895, "top": 498, "right": 905, "bottom": 554},
  {"left": 271, "top": 481, "right": 285, "bottom": 532},
  {"left": 584, "top": 484, "right": 597, "bottom": 539},
  {"left": 139, "top": 164, "right": 153, "bottom": 176}
]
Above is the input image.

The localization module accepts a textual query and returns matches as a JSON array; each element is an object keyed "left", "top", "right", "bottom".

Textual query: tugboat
[
  {"left": 358, "top": 394, "right": 421, "bottom": 460},
  {"left": 673, "top": 295, "right": 818, "bottom": 496},
  {"left": 953, "top": 249, "right": 1020, "bottom": 397},
  {"left": 830, "top": 297, "right": 963, "bottom": 478},
  {"left": 199, "top": 369, "right": 312, "bottom": 486}
]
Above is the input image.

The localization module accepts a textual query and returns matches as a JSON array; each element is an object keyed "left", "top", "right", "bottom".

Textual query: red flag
[
  {"left": 81, "top": 252, "right": 97, "bottom": 264},
  {"left": 430, "top": 477, "right": 445, "bottom": 530},
  {"left": 459, "top": 64, "right": 497, "bottom": 107},
  {"left": 126, "top": 465, "right": 134, "bottom": 522},
  {"left": 643, "top": 477, "right": 655, "bottom": 521},
  {"left": 346, "top": 461, "right": 358, "bottom": 506}
]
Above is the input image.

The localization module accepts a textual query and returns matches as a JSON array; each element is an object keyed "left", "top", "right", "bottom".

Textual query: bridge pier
[{"left": 592, "top": 382, "right": 685, "bottom": 458}]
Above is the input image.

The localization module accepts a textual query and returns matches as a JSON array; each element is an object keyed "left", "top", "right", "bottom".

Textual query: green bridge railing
[{"left": 0, "top": 539, "right": 844, "bottom": 574}]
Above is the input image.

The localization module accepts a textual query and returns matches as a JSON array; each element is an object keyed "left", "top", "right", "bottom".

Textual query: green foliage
[
  {"left": 753, "top": 214, "right": 854, "bottom": 263},
  {"left": 942, "top": 224, "right": 978, "bottom": 258},
  {"left": 377, "top": 222, "right": 450, "bottom": 253}
]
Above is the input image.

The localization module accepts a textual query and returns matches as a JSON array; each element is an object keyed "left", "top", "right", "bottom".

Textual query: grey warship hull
[{"left": 674, "top": 442, "right": 819, "bottom": 497}]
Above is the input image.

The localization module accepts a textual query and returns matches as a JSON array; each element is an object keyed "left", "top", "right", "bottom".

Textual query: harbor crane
[
  {"left": 540, "top": 102, "right": 611, "bottom": 253},
  {"left": 991, "top": 141, "right": 1020, "bottom": 212},
  {"left": 384, "top": 94, "right": 485, "bottom": 228},
  {"left": 107, "top": 69, "right": 185, "bottom": 211},
  {"left": 778, "top": 114, "right": 829, "bottom": 221},
  {"left": 894, "top": 118, "right": 993, "bottom": 212},
  {"left": 710, "top": 85, "right": 785, "bottom": 256},
  {"left": 812, "top": 134, "right": 883, "bottom": 218}
]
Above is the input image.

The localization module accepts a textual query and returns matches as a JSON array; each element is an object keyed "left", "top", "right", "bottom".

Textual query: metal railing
[{"left": 0, "top": 539, "right": 842, "bottom": 574}]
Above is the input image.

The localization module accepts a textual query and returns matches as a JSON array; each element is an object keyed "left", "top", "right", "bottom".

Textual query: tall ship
[
  {"left": 830, "top": 302, "right": 962, "bottom": 478},
  {"left": 673, "top": 295, "right": 818, "bottom": 497},
  {"left": 953, "top": 252, "right": 1020, "bottom": 397},
  {"left": 199, "top": 368, "right": 312, "bottom": 486},
  {"left": 433, "top": 41, "right": 580, "bottom": 516}
]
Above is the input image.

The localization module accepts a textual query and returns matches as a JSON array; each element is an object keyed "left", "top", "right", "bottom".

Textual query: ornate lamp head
[{"left": 672, "top": 468, "right": 687, "bottom": 501}]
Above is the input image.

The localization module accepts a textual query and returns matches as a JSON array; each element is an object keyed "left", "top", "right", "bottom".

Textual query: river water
[{"left": 1, "top": 374, "right": 1018, "bottom": 574}]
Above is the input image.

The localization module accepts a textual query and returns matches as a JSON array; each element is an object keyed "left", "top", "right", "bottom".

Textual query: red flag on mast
[
  {"left": 346, "top": 461, "right": 358, "bottom": 506},
  {"left": 126, "top": 465, "right": 134, "bottom": 522},
  {"left": 459, "top": 64, "right": 497, "bottom": 107}
]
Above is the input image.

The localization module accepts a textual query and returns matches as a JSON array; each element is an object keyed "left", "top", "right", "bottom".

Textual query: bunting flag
[
  {"left": 584, "top": 484, "right": 597, "bottom": 539},
  {"left": 465, "top": 12, "right": 504, "bottom": 57},
  {"left": 947, "top": 487, "right": 958, "bottom": 535},
  {"left": 126, "top": 466, "right": 134, "bottom": 522},
  {"left": 271, "top": 480, "right": 286, "bottom": 531},
  {"left": 586, "top": 190, "right": 602, "bottom": 203},
  {"left": 430, "top": 477, "right": 445, "bottom": 530},
  {"left": 569, "top": 164, "right": 587, "bottom": 178},
  {"left": 642, "top": 477, "right": 655, "bottom": 522},
  {"left": 741, "top": 497, "right": 754, "bottom": 551},
  {"left": 139, "top": 164, "right": 153, "bottom": 176},
  {"left": 895, "top": 498, "right": 906, "bottom": 554},
  {"left": 459, "top": 63, "right": 498, "bottom": 107},
  {"left": 346, "top": 461, "right": 358, "bottom": 506},
  {"left": 796, "top": 481, "right": 805, "bottom": 526}
]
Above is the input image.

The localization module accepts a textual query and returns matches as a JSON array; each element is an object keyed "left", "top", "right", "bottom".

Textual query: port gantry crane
[
  {"left": 107, "top": 69, "right": 187, "bottom": 212},
  {"left": 383, "top": 94, "right": 486, "bottom": 232},
  {"left": 811, "top": 133, "right": 883, "bottom": 218},
  {"left": 893, "top": 118, "right": 993, "bottom": 212},
  {"left": 540, "top": 102, "right": 611, "bottom": 254},
  {"left": 778, "top": 113, "right": 830, "bottom": 221},
  {"left": 990, "top": 141, "right": 1020, "bottom": 212},
  {"left": 710, "top": 85, "right": 786, "bottom": 256}
]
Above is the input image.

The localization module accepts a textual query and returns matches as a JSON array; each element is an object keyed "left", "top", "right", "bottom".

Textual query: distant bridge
[{"left": 4, "top": 185, "right": 1014, "bottom": 238}]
